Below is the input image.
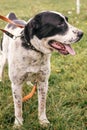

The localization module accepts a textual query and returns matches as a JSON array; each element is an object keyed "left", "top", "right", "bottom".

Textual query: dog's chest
[
  {"left": 19, "top": 50, "right": 49, "bottom": 73},
  {"left": 9, "top": 44, "right": 51, "bottom": 84}
]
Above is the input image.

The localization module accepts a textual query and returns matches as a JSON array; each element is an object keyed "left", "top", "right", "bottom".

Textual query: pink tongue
[
  {"left": 51, "top": 42, "right": 62, "bottom": 49},
  {"left": 65, "top": 44, "right": 75, "bottom": 55}
]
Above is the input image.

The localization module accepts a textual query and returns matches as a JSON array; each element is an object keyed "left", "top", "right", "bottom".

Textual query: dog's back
[{"left": 0, "top": 12, "right": 26, "bottom": 81}]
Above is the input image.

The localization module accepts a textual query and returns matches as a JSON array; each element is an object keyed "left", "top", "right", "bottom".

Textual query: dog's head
[{"left": 24, "top": 11, "right": 83, "bottom": 55}]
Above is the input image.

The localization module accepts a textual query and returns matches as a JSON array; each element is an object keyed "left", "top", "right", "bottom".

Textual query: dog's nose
[{"left": 78, "top": 31, "right": 84, "bottom": 38}]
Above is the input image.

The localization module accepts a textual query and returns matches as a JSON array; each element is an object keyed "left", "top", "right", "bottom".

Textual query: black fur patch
[
  {"left": 21, "top": 32, "right": 30, "bottom": 49},
  {"left": 23, "top": 11, "right": 68, "bottom": 41},
  {"left": 33, "top": 12, "right": 68, "bottom": 39}
]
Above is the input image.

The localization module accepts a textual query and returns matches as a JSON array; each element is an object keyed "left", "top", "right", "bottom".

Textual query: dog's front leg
[
  {"left": 11, "top": 83, "right": 23, "bottom": 127},
  {"left": 38, "top": 79, "right": 50, "bottom": 127}
]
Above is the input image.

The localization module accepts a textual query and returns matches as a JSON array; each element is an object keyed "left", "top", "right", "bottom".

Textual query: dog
[{"left": 0, "top": 11, "right": 83, "bottom": 127}]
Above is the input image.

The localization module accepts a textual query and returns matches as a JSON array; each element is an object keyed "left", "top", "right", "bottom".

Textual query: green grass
[{"left": 0, "top": 0, "right": 87, "bottom": 130}]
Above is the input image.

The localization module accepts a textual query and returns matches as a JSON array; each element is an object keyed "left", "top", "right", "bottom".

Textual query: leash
[
  {"left": 0, "top": 14, "right": 37, "bottom": 101},
  {"left": 0, "top": 28, "right": 17, "bottom": 39},
  {"left": 0, "top": 15, "right": 24, "bottom": 28},
  {"left": 22, "top": 85, "right": 37, "bottom": 102},
  {"left": 0, "top": 15, "right": 24, "bottom": 39}
]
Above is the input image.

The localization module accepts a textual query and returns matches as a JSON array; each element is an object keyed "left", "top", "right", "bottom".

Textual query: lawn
[{"left": 0, "top": 0, "right": 87, "bottom": 130}]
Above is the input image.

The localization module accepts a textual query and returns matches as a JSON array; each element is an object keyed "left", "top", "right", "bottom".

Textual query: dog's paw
[
  {"left": 13, "top": 118, "right": 23, "bottom": 129},
  {"left": 39, "top": 119, "right": 50, "bottom": 128},
  {"left": 13, "top": 123, "right": 22, "bottom": 130}
]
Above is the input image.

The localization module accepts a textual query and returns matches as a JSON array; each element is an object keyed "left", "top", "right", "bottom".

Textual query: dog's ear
[{"left": 24, "top": 16, "right": 41, "bottom": 42}]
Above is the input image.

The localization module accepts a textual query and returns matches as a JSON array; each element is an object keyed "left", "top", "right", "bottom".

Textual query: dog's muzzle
[
  {"left": 48, "top": 40, "right": 74, "bottom": 55},
  {"left": 76, "top": 31, "right": 83, "bottom": 42},
  {"left": 48, "top": 31, "right": 83, "bottom": 55}
]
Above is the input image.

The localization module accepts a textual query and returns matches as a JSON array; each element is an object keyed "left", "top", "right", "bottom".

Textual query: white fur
[{"left": 0, "top": 11, "right": 83, "bottom": 127}]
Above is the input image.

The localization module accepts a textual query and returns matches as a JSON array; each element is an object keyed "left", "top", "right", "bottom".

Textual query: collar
[
  {"left": 0, "top": 28, "right": 41, "bottom": 53},
  {"left": 20, "top": 31, "right": 41, "bottom": 53}
]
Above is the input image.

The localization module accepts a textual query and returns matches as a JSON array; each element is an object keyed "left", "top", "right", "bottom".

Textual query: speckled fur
[
  {"left": 0, "top": 11, "right": 83, "bottom": 127},
  {"left": 0, "top": 27, "right": 51, "bottom": 126}
]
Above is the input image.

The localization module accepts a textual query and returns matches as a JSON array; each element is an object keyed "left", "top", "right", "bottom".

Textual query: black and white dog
[{"left": 0, "top": 11, "right": 83, "bottom": 127}]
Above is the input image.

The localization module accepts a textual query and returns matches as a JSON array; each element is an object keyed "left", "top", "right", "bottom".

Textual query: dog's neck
[{"left": 20, "top": 30, "right": 41, "bottom": 53}]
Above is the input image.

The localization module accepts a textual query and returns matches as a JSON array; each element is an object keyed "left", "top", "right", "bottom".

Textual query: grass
[{"left": 0, "top": 0, "right": 87, "bottom": 130}]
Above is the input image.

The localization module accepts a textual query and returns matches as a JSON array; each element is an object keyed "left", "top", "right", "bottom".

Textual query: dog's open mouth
[{"left": 48, "top": 40, "right": 75, "bottom": 55}]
